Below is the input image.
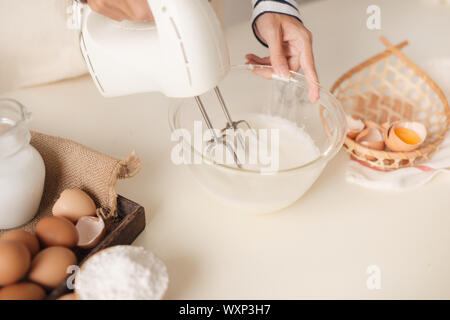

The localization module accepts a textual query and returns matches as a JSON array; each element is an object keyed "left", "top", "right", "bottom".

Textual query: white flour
[
  {"left": 75, "top": 246, "right": 169, "bottom": 300},
  {"left": 192, "top": 113, "right": 325, "bottom": 213},
  {"left": 211, "top": 113, "right": 320, "bottom": 172},
  {"left": 247, "top": 114, "right": 320, "bottom": 170}
]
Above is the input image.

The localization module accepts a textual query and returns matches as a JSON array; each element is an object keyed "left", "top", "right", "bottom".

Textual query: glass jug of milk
[{"left": 0, "top": 99, "right": 45, "bottom": 229}]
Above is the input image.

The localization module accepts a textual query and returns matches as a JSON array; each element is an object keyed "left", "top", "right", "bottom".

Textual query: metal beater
[{"left": 195, "top": 87, "right": 255, "bottom": 168}]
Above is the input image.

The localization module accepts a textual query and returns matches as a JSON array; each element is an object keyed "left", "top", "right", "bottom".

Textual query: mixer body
[
  {"left": 80, "top": 0, "right": 230, "bottom": 98},
  {"left": 79, "top": 0, "right": 249, "bottom": 168}
]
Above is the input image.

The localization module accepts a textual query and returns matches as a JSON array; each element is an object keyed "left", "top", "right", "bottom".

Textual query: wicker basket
[{"left": 331, "top": 36, "right": 450, "bottom": 170}]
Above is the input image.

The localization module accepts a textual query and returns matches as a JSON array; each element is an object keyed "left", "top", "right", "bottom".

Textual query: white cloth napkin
[{"left": 346, "top": 131, "right": 450, "bottom": 190}]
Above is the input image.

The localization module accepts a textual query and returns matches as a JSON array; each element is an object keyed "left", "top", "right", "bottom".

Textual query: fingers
[
  {"left": 299, "top": 32, "right": 320, "bottom": 103},
  {"left": 114, "top": 1, "right": 135, "bottom": 19},
  {"left": 287, "top": 55, "right": 301, "bottom": 73},
  {"left": 128, "top": 0, "right": 154, "bottom": 21},
  {"left": 264, "top": 26, "right": 290, "bottom": 78},
  {"left": 245, "top": 53, "right": 301, "bottom": 80},
  {"left": 251, "top": 67, "right": 274, "bottom": 80},
  {"left": 88, "top": 0, "right": 154, "bottom": 22},
  {"left": 244, "top": 54, "right": 273, "bottom": 78},
  {"left": 245, "top": 54, "right": 271, "bottom": 65},
  {"left": 244, "top": 54, "right": 272, "bottom": 79},
  {"left": 89, "top": 0, "right": 127, "bottom": 21}
]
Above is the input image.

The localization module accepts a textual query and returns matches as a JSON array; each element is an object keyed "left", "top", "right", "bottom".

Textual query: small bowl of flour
[{"left": 75, "top": 245, "right": 169, "bottom": 300}]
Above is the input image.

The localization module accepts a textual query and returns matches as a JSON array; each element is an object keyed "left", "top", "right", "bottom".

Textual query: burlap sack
[{"left": 1, "top": 132, "right": 141, "bottom": 233}]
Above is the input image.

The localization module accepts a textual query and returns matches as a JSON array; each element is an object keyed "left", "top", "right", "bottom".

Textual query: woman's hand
[
  {"left": 246, "top": 13, "right": 319, "bottom": 103},
  {"left": 87, "top": 0, "right": 153, "bottom": 22}
]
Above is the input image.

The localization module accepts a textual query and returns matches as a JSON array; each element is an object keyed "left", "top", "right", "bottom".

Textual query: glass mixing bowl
[{"left": 168, "top": 65, "right": 347, "bottom": 214}]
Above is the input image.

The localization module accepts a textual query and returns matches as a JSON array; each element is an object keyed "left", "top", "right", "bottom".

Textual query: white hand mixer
[{"left": 79, "top": 0, "right": 253, "bottom": 167}]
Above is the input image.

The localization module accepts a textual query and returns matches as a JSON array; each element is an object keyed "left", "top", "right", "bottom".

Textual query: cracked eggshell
[
  {"left": 355, "top": 127, "right": 385, "bottom": 150},
  {"left": 76, "top": 216, "right": 106, "bottom": 250},
  {"left": 385, "top": 121, "right": 427, "bottom": 152},
  {"left": 363, "top": 119, "right": 384, "bottom": 131},
  {"left": 52, "top": 189, "right": 97, "bottom": 223},
  {"left": 346, "top": 115, "right": 365, "bottom": 139}
]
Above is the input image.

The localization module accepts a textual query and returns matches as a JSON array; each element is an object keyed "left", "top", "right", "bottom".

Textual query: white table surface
[{"left": 2, "top": 0, "right": 450, "bottom": 299}]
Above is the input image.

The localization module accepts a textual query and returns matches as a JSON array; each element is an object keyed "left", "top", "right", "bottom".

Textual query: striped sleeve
[{"left": 251, "top": 0, "right": 302, "bottom": 47}]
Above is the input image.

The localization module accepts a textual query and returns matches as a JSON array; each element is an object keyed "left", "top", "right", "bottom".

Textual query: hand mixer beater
[
  {"left": 78, "top": 0, "right": 252, "bottom": 167},
  {"left": 195, "top": 87, "right": 254, "bottom": 168}
]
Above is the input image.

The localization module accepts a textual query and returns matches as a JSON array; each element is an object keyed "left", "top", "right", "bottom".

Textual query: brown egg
[
  {"left": 0, "top": 240, "right": 31, "bottom": 286},
  {"left": 57, "top": 293, "right": 79, "bottom": 300},
  {"left": 28, "top": 246, "right": 77, "bottom": 290},
  {"left": 1, "top": 230, "right": 40, "bottom": 256},
  {"left": 35, "top": 216, "right": 79, "bottom": 248},
  {"left": 0, "top": 282, "right": 46, "bottom": 300},
  {"left": 52, "top": 189, "right": 97, "bottom": 222}
]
